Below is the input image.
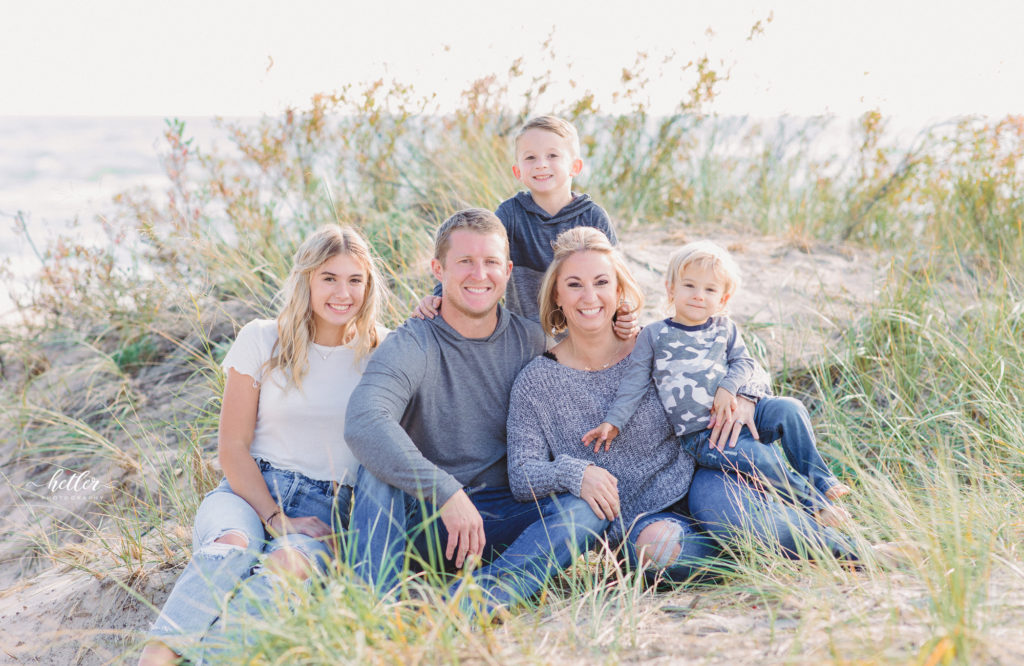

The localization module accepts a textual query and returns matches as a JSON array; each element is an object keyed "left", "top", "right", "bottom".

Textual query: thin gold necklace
[
  {"left": 312, "top": 343, "right": 335, "bottom": 361},
  {"left": 575, "top": 339, "right": 621, "bottom": 371},
  {"left": 312, "top": 327, "right": 355, "bottom": 361}
]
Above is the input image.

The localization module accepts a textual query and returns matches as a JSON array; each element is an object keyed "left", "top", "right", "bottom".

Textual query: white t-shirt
[{"left": 221, "top": 318, "right": 387, "bottom": 485}]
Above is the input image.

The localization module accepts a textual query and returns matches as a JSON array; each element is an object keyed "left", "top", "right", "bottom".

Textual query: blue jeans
[
  {"left": 681, "top": 397, "right": 840, "bottom": 512},
  {"left": 148, "top": 460, "right": 351, "bottom": 651},
  {"left": 687, "top": 468, "right": 857, "bottom": 561},
  {"left": 349, "top": 466, "right": 609, "bottom": 611}
]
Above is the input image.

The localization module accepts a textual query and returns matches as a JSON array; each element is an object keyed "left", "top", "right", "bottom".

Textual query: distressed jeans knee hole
[{"left": 638, "top": 522, "right": 684, "bottom": 568}]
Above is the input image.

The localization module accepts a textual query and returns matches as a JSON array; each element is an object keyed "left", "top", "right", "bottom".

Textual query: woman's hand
[
  {"left": 412, "top": 294, "right": 441, "bottom": 319},
  {"left": 581, "top": 422, "right": 620, "bottom": 453},
  {"left": 580, "top": 465, "right": 620, "bottom": 520},
  {"left": 708, "top": 395, "right": 758, "bottom": 452}
]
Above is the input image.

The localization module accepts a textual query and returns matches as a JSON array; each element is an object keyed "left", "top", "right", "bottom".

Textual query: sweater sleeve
[
  {"left": 507, "top": 369, "right": 593, "bottom": 501},
  {"left": 604, "top": 325, "right": 657, "bottom": 430},
  {"left": 344, "top": 329, "right": 463, "bottom": 504},
  {"left": 717, "top": 318, "right": 757, "bottom": 396}
]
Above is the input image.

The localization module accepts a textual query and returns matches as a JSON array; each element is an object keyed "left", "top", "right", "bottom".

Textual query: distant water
[{"left": 0, "top": 116, "right": 232, "bottom": 319}]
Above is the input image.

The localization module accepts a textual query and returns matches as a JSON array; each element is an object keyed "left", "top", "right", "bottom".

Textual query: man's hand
[
  {"left": 439, "top": 489, "right": 485, "bottom": 567},
  {"left": 708, "top": 395, "right": 758, "bottom": 452},
  {"left": 412, "top": 295, "right": 441, "bottom": 320},
  {"left": 612, "top": 303, "right": 639, "bottom": 340},
  {"left": 581, "top": 422, "right": 620, "bottom": 453},
  {"left": 579, "top": 465, "right": 620, "bottom": 520}
]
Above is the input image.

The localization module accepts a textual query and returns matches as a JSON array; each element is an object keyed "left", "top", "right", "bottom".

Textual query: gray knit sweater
[{"left": 507, "top": 353, "right": 696, "bottom": 543}]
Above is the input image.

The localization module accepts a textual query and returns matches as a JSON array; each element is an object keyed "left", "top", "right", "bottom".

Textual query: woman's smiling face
[
  {"left": 309, "top": 252, "right": 366, "bottom": 340},
  {"left": 554, "top": 250, "right": 620, "bottom": 334}
]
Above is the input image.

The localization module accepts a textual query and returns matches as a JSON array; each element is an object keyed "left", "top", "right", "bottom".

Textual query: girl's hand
[
  {"left": 412, "top": 295, "right": 442, "bottom": 320},
  {"left": 612, "top": 303, "right": 639, "bottom": 340},
  {"left": 268, "top": 513, "right": 334, "bottom": 542},
  {"left": 581, "top": 422, "right": 620, "bottom": 453},
  {"left": 579, "top": 465, "right": 620, "bottom": 520}
]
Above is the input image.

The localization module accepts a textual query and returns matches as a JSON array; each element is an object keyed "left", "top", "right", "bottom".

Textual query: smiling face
[
  {"left": 512, "top": 128, "right": 583, "bottom": 202},
  {"left": 554, "top": 250, "right": 620, "bottom": 335},
  {"left": 431, "top": 229, "right": 512, "bottom": 330},
  {"left": 309, "top": 252, "right": 367, "bottom": 343},
  {"left": 669, "top": 263, "right": 731, "bottom": 327}
]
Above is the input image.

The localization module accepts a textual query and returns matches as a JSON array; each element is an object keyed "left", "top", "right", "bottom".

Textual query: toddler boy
[{"left": 583, "top": 240, "right": 851, "bottom": 525}]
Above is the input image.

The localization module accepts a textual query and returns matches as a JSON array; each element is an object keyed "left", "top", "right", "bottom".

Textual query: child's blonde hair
[
  {"left": 666, "top": 240, "right": 742, "bottom": 300},
  {"left": 538, "top": 227, "right": 644, "bottom": 335},
  {"left": 514, "top": 115, "right": 581, "bottom": 158},
  {"left": 267, "top": 224, "right": 387, "bottom": 390}
]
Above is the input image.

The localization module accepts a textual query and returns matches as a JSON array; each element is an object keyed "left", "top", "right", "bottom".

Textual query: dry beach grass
[
  {"left": 1, "top": 55, "right": 1023, "bottom": 663},
  {"left": 2, "top": 225, "right": 1022, "bottom": 664}
]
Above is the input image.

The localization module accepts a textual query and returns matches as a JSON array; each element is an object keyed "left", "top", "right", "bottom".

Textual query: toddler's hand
[
  {"left": 412, "top": 295, "right": 442, "bottom": 320},
  {"left": 710, "top": 388, "right": 737, "bottom": 447},
  {"left": 582, "top": 422, "right": 620, "bottom": 453},
  {"left": 612, "top": 303, "right": 639, "bottom": 340}
]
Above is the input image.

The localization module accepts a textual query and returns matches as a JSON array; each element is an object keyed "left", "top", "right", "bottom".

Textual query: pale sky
[{"left": 2, "top": 0, "right": 1022, "bottom": 123}]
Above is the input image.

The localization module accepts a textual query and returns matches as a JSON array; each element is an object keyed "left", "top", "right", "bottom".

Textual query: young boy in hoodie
[{"left": 415, "top": 115, "right": 631, "bottom": 332}]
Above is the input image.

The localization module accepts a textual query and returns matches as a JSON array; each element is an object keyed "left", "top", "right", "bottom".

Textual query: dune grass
[{"left": 1, "top": 46, "right": 1022, "bottom": 664}]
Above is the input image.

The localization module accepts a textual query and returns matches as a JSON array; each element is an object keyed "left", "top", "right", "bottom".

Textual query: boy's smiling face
[
  {"left": 512, "top": 128, "right": 583, "bottom": 200},
  {"left": 669, "top": 263, "right": 731, "bottom": 327}
]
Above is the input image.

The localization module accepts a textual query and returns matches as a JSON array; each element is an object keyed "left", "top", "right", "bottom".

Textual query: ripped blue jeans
[{"left": 148, "top": 460, "right": 351, "bottom": 649}]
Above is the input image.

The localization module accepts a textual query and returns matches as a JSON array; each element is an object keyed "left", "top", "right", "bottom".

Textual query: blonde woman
[
  {"left": 507, "top": 227, "right": 858, "bottom": 583},
  {"left": 139, "top": 225, "right": 388, "bottom": 665}
]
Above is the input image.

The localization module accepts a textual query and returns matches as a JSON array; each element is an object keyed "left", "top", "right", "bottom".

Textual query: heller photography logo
[{"left": 26, "top": 467, "right": 110, "bottom": 501}]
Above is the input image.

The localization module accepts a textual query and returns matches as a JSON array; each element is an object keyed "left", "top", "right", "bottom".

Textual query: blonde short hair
[
  {"left": 666, "top": 240, "right": 742, "bottom": 298},
  {"left": 538, "top": 227, "right": 644, "bottom": 335},
  {"left": 267, "top": 224, "right": 388, "bottom": 389},
  {"left": 434, "top": 208, "right": 509, "bottom": 265},
  {"left": 514, "top": 115, "right": 581, "bottom": 158}
]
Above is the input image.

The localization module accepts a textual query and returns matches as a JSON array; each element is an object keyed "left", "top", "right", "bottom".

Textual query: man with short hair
[{"left": 345, "top": 208, "right": 608, "bottom": 613}]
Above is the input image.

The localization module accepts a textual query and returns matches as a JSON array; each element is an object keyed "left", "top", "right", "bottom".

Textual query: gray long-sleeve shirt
[
  {"left": 604, "top": 317, "right": 771, "bottom": 436},
  {"left": 345, "top": 306, "right": 546, "bottom": 505}
]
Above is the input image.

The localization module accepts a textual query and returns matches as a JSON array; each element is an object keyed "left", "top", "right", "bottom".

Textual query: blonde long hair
[
  {"left": 266, "top": 225, "right": 387, "bottom": 390},
  {"left": 538, "top": 227, "right": 644, "bottom": 335}
]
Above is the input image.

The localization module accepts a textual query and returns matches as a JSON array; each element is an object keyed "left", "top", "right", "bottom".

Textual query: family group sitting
[{"left": 139, "top": 116, "right": 864, "bottom": 664}]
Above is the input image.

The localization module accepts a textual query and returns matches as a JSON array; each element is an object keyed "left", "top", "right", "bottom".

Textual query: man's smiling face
[{"left": 431, "top": 229, "right": 512, "bottom": 322}]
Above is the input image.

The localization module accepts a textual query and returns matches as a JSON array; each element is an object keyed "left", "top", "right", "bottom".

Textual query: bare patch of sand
[{"left": 619, "top": 225, "right": 887, "bottom": 372}]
